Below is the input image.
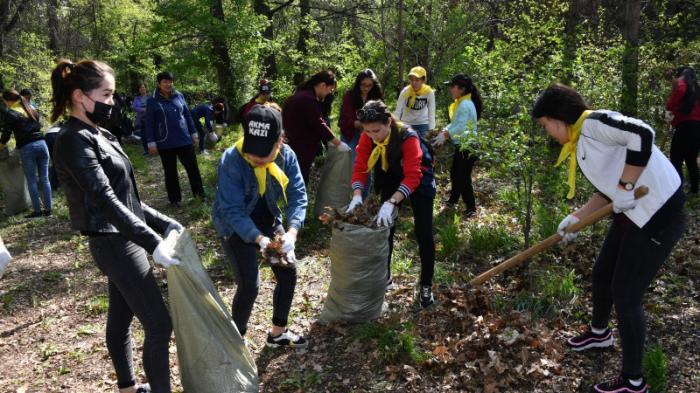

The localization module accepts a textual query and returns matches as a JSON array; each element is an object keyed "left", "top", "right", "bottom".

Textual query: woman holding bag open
[
  {"left": 532, "top": 84, "right": 685, "bottom": 393},
  {"left": 346, "top": 100, "right": 437, "bottom": 308},
  {"left": 51, "top": 59, "right": 183, "bottom": 393}
]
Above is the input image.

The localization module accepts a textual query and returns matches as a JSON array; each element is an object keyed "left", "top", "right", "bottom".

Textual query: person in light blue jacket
[
  {"left": 211, "top": 103, "right": 309, "bottom": 348},
  {"left": 432, "top": 73, "right": 483, "bottom": 217},
  {"left": 144, "top": 71, "right": 204, "bottom": 206}
]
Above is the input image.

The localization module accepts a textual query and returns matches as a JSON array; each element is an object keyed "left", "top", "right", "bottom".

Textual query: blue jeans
[
  {"left": 341, "top": 131, "right": 371, "bottom": 198},
  {"left": 409, "top": 124, "right": 429, "bottom": 137},
  {"left": 19, "top": 140, "right": 52, "bottom": 213}
]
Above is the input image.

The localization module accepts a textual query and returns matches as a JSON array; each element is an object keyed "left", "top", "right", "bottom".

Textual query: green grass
[
  {"left": 437, "top": 213, "right": 462, "bottom": 257},
  {"left": 467, "top": 223, "right": 518, "bottom": 254},
  {"left": 354, "top": 322, "right": 428, "bottom": 365},
  {"left": 510, "top": 267, "right": 582, "bottom": 318},
  {"left": 85, "top": 295, "right": 109, "bottom": 316},
  {"left": 279, "top": 370, "right": 321, "bottom": 391}
]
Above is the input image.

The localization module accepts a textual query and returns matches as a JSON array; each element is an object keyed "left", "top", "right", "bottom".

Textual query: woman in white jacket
[{"left": 532, "top": 84, "right": 685, "bottom": 393}]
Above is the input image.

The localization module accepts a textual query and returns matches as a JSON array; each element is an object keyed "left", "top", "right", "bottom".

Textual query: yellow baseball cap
[{"left": 408, "top": 66, "right": 427, "bottom": 79}]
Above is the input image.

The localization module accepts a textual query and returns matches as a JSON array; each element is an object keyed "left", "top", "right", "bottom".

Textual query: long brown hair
[
  {"left": 2, "top": 89, "right": 39, "bottom": 122},
  {"left": 49, "top": 58, "right": 115, "bottom": 122}
]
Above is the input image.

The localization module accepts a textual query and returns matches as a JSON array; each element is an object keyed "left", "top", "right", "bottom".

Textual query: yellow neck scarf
[
  {"left": 234, "top": 138, "right": 288, "bottom": 202},
  {"left": 448, "top": 93, "right": 471, "bottom": 121},
  {"left": 255, "top": 96, "right": 266, "bottom": 104},
  {"left": 555, "top": 110, "right": 593, "bottom": 199},
  {"left": 9, "top": 101, "right": 28, "bottom": 118},
  {"left": 405, "top": 84, "right": 433, "bottom": 111},
  {"left": 366, "top": 130, "right": 391, "bottom": 173}
]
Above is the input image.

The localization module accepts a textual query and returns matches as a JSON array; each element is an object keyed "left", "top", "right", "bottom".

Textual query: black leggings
[
  {"left": 670, "top": 120, "right": 700, "bottom": 193},
  {"left": 448, "top": 146, "right": 478, "bottom": 210},
  {"left": 221, "top": 225, "right": 297, "bottom": 336},
  {"left": 386, "top": 191, "right": 436, "bottom": 286},
  {"left": 158, "top": 144, "right": 205, "bottom": 204},
  {"left": 88, "top": 234, "right": 172, "bottom": 392},
  {"left": 591, "top": 205, "right": 684, "bottom": 378}
]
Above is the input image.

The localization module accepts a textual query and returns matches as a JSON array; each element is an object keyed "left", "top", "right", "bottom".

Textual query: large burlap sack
[
  {"left": 319, "top": 221, "right": 389, "bottom": 324},
  {"left": 0, "top": 148, "right": 31, "bottom": 215},
  {"left": 166, "top": 230, "right": 258, "bottom": 393},
  {"left": 314, "top": 145, "right": 353, "bottom": 217}
]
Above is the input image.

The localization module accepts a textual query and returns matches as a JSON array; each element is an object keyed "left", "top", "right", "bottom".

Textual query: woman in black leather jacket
[{"left": 50, "top": 59, "right": 181, "bottom": 393}]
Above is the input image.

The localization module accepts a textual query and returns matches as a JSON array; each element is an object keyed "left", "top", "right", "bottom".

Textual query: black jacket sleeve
[
  {"left": 141, "top": 202, "right": 176, "bottom": 236},
  {"left": 62, "top": 131, "right": 163, "bottom": 253}
]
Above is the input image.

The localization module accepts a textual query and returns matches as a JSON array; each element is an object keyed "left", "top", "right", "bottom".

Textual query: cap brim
[
  {"left": 242, "top": 138, "right": 274, "bottom": 158},
  {"left": 443, "top": 81, "right": 453, "bottom": 85}
]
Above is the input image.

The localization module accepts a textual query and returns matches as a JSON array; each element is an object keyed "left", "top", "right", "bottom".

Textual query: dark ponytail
[
  {"left": 674, "top": 67, "right": 700, "bottom": 115},
  {"left": 50, "top": 59, "right": 114, "bottom": 122},
  {"left": 297, "top": 70, "right": 337, "bottom": 91},
  {"left": 2, "top": 89, "right": 39, "bottom": 122},
  {"left": 459, "top": 77, "right": 483, "bottom": 120}
]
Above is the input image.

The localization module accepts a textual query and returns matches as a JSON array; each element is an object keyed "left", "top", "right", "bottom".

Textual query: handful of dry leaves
[
  {"left": 318, "top": 198, "right": 381, "bottom": 227},
  {"left": 262, "top": 233, "right": 296, "bottom": 269}
]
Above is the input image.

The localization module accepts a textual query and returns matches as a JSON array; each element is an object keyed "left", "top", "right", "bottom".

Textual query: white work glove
[
  {"left": 346, "top": 195, "right": 363, "bottom": 213},
  {"left": 337, "top": 141, "right": 352, "bottom": 152},
  {"left": 165, "top": 220, "right": 184, "bottom": 236},
  {"left": 281, "top": 232, "right": 296, "bottom": 254},
  {"left": 258, "top": 236, "right": 271, "bottom": 253},
  {"left": 376, "top": 201, "right": 395, "bottom": 227},
  {"left": 0, "top": 243, "right": 12, "bottom": 279},
  {"left": 557, "top": 214, "right": 580, "bottom": 244},
  {"left": 286, "top": 250, "right": 297, "bottom": 263},
  {"left": 431, "top": 131, "right": 447, "bottom": 147},
  {"left": 612, "top": 187, "right": 636, "bottom": 213},
  {"left": 153, "top": 232, "right": 181, "bottom": 268}
]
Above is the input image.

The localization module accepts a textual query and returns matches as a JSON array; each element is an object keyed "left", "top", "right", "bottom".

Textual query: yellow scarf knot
[
  {"left": 555, "top": 110, "right": 593, "bottom": 199},
  {"left": 9, "top": 101, "right": 28, "bottom": 118},
  {"left": 366, "top": 131, "right": 391, "bottom": 173},
  {"left": 235, "top": 138, "right": 289, "bottom": 203},
  {"left": 404, "top": 84, "right": 433, "bottom": 111},
  {"left": 448, "top": 93, "right": 471, "bottom": 121}
]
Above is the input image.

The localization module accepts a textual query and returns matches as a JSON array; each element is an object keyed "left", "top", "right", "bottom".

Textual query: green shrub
[
  {"left": 467, "top": 224, "right": 518, "bottom": 254},
  {"left": 354, "top": 322, "right": 428, "bottom": 364},
  {"left": 643, "top": 343, "right": 668, "bottom": 393}
]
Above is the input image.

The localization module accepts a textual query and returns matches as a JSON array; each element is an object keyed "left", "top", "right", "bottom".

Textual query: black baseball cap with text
[{"left": 242, "top": 104, "right": 282, "bottom": 157}]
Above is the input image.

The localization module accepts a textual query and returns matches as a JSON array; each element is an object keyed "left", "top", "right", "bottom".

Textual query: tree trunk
[
  {"left": 293, "top": 0, "right": 311, "bottom": 86},
  {"left": 210, "top": 0, "right": 235, "bottom": 115},
  {"left": 47, "top": 0, "right": 60, "bottom": 54},
  {"left": 0, "top": 0, "right": 32, "bottom": 57},
  {"left": 254, "top": 0, "right": 277, "bottom": 78},
  {"left": 620, "top": 0, "right": 640, "bottom": 116},
  {"left": 562, "top": 0, "right": 586, "bottom": 85},
  {"left": 396, "top": 0, "right": 405, "bottom": 97}
]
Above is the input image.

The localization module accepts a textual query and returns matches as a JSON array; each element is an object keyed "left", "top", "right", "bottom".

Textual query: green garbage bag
[
  {"left": 319, "top": 221, "right": 389, "bottom": 324},
  {"left": 314, "top": 145, "right": 353, "bottom": 217},
  {"left": 0, "top": 147, "right": 31, "bottom": 215},
  {"left": 167, "top": 230, "right": 258, "bottom": 392}
]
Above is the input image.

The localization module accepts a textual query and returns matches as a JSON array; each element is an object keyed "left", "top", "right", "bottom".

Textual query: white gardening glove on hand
[
  {"left": 153, "top": 233, "right": 181, "bottom": 268},
  {"left": 431, "top": 131, "right": 447, "bottom": 147},
  {"left": 337, "top": 141, "right": 352, "bottom": 152},
  {"left": 346, "top": 195, "right": 363, "bottom": 213},
  {"left": 376, "top": 201, "right": 395, "bottom": 227},
  {"left": 0, "top": 243, "right": 12, "bottom": 279},
  {"left": 557, "top": 214, "right": 580, "bottom": 244},
  {"left": 281, "top": 232, "right": 296, "bottom": 254},
  {"left": 258, "top": 236, "right": 271, "bottom": 253},
  {"left": 165, "top": 220, "right": 184, "bottom": 236},
  {"left": 612, "top": 187, "right": 636, "bottom": 213}
]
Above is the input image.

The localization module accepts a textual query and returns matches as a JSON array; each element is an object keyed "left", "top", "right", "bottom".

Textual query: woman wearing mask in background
[
  {"left": 283, "top": 70, "right": 351, "bottom": 184},
  {"left": 339, "top": 69, "right": 385, "bottom": 152},
  {"left": 666, "top": 66, "right": 700, "bottom": 195},
  {"left": 51, "top": 59, "right": 183, "bottom": 393},
  {"left": 0, "top": 89, "right": 52, "bottom": 218},
  {"left": 431, "top": 74, "right": 483, "bottom": 217}
]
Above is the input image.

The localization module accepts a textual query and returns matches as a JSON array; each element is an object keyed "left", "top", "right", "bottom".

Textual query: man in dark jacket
[{"left": 144, "top": 72, "right": 205, "bottom": 206}]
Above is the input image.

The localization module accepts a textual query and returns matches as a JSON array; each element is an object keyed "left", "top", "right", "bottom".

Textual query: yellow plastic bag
[{"left": 167, "top": 231, "right": 258, "bottom": 392}]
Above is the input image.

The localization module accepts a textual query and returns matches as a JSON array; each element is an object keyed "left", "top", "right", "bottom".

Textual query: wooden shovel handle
[{"left": 469, "top": 186, "right": 649, "bottom": 287}]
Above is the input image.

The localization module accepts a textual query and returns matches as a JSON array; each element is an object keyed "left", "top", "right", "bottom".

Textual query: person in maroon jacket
[
  {"left": 666, "top": 66, "right": 700, "bottom": 194},
  {"left": 339, "top": 69, "right": 384, "bottom": 151},
  {"left": 346, "top": 100, "right": 437, "bottom": 308},
  {"left": 283, "top": 70, "right": 350, "bottom": 184}
]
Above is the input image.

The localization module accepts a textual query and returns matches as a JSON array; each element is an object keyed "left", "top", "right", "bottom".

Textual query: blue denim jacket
[{"left": 211, "top": 143, "right": 307, "bottom": 243}]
